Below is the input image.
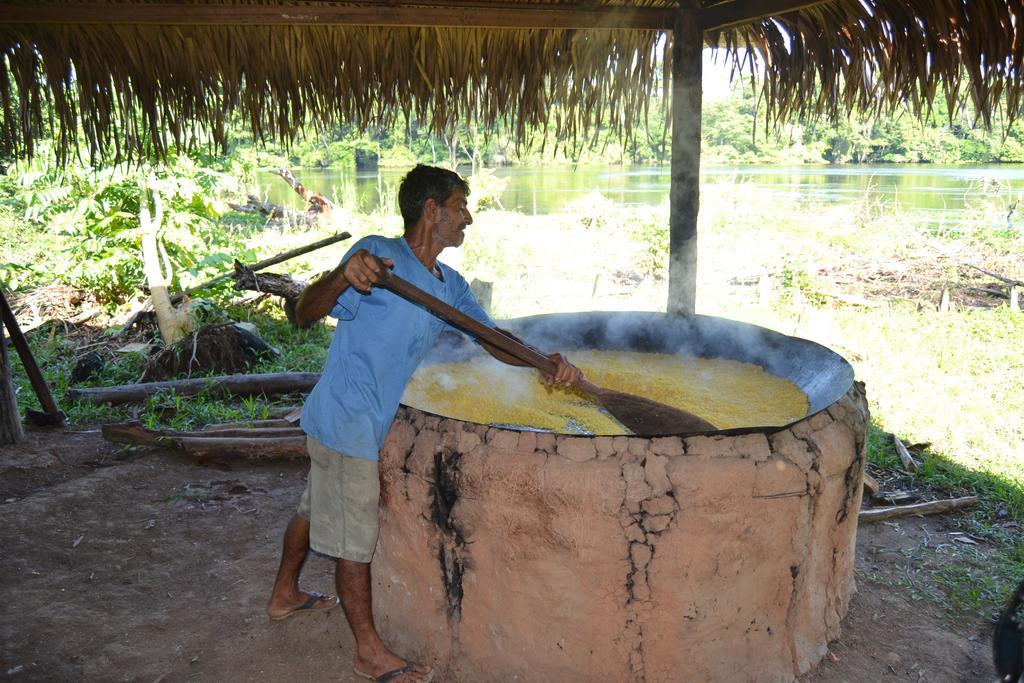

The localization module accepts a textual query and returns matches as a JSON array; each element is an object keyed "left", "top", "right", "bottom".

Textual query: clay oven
[{"left": 373, "top": 312, "right": 868, "bottom": 683}]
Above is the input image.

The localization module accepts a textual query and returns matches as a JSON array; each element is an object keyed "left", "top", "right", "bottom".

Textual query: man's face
[{"left": 434, "top": 190, "right": 473, "bottom": 249}]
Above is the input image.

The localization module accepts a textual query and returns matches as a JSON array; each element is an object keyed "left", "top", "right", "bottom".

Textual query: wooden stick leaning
[
  {"left": 858, "top": 496, "right": 978, "bottom": 522},
  {"left": 0, "top": 286, "right": 65, "bottom": 426},
  {"left": 1, "top": 321, "right": 24, "bottom": 443},
  {"left": 964, "top": 263, "right": 1024, "bottom": 287},
  {"left": 893, "top": 435, "right": 919, "bottom": 472},
  {"left": 375, "top": 265, "right": 717, "bottom": 436},
  {"left": 167, "top": 230, "right": 351, "bottom": 305}
]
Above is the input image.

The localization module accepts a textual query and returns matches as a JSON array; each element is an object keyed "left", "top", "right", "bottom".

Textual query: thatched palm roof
[{"left": 2, "top": 0, "right": 1022, "bottom": 161}]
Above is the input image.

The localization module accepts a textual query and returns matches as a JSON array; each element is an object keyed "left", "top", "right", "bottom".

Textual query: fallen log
[
  {"left": 858, "top": 496, "right": 978, "bottom": 522},
  {"left": 825, "top": 291, "right": 885, "bottom": 308},
  {"left": 102, "top": 421, "right": 173, "bottom": 445},
  {"left": 103, "top": 422, "right": 305, "bottom": 445},
  {"left": 232, "top": 262, "right": 307, "bottom": 300},
  {"left": 178, "top": 435, "right": 308, "bottom": 460},
  {"left": 102, "top": 421, "right": 308, "bottom": 460},
  {"left": 71, "top": 371, "right": 320, "bottom": 405},
  {"left": 202, "top": 418, "right": 295, "bottom": 431},
  {"left": 192, "top": 427, "right": 304, "bottom": 438}
]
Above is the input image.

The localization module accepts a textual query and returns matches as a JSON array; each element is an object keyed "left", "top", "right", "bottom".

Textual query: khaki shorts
[{"left": 297, "top": 436, "right": 380, "bottom": 563}]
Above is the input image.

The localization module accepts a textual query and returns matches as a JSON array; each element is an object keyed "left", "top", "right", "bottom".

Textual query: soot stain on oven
[{"left": 432, "top": 447, "right": 468, "bottom": 623}]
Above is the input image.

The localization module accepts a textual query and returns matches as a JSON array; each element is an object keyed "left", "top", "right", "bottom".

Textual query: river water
[{"left": 257, "top": 163, "right": 1024, "bottom": 222}]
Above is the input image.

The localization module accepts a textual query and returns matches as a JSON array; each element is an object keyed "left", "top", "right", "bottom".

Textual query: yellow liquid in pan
[{"left": 402, "top": 350, "right": 809, "bottom": 435}]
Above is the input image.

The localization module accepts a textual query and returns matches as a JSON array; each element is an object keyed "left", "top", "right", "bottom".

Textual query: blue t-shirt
[{"left": 301, "top": 235, "right": 496, "bottom": 460}]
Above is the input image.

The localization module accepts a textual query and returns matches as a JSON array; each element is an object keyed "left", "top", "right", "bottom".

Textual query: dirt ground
[{"left": 0, "top": 427, "right": 999, "bottom": 682}]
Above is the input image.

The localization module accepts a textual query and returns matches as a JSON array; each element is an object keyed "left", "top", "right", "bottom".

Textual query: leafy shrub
[
  {"left": 4, "top": 152, "right": 249, "bottom": 304},
  {"left": 563, "top": 189, "right": 618, "bottom": 230},
  {"left": 778, "top": 259, "right": 827, "bottom": 306},
  {"left": 628, "top": 211, "right": 670, "bottom": 280},
  {"left": 378, "top": 145, "right": 418, "bottom": 169},
  {"left": 467, "top": 168, "right": 508, "bottom": 211}
]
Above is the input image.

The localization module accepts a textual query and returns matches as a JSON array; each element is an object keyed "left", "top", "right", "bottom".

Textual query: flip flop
[
  {"left": 268, "top": 590, "right": 339, "bottom": 621},
  {"left": 354, "top": 660, "right": 434, "bottom": 683}
]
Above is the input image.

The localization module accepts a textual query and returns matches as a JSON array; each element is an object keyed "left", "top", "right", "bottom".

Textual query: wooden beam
[
  {"left": 667, "top": 1, "right": 701, "bottom": 316},
  {"left": 0, "top": 2, "right": 675, "bottom": 30},
  {"left": 0, "top": 287, "right": 64, "bottom": 426},
  {"left": 68, "top": 371, "right": 321, "bottom": 405},
  {"left": 701, "top": 0, "right": 833, "bottom": 32},
  {"left": 0, "top": 332, "right": 24, "bottom": 445},
  {"left": 858, "top": 496, "right": 979, "bottom": 523}
]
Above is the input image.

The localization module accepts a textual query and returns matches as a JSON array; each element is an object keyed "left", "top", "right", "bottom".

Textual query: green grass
[
  {"left": 9, "top": 299, "right": 335, "bottom": 430},
  {"left": 693, "top": 185, "right": 1022, "bottom": 513},
  {"left": 939, "top": 548, "right": 1024, "bottom": 615},
  {"left": 692, "top": 184, "right": 1023, "bottom": 618},
  {"left": 845, "top": 304, "right": 1023, "bottom": 514}
]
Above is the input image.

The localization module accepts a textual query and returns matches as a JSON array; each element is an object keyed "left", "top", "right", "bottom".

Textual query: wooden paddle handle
[{"left": 375, "top": 265, "right": 558, "bottom": 375}]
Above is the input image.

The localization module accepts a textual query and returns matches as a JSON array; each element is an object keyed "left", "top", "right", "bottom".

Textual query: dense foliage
[
  {"left": 0, "top": 147, "right": 259, "bottom": 303},
  {"left": 4, "top": 78, "right": 1024, "bottom": 302},
  {"left": 260, "top": 82, "right": 1024, "bottom": 170}
]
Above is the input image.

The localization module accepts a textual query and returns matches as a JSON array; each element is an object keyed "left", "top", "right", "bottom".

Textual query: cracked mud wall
[{"left": 373, "top": 383, "right": 868, "bottom": 683}]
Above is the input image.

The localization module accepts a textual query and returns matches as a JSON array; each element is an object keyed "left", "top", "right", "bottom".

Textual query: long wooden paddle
[{"left": 376, "top": 266, "right": 717, "bottom": 436}]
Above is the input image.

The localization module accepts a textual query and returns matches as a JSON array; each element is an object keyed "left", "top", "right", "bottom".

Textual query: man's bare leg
[
  {"left": 339, "top": 558, "right": 432, "bottom": 681},
  {"left": 266, "top": 514, "right": 338, "bottom": 618}
]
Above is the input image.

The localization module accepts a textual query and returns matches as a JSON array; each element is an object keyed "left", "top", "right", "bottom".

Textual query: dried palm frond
[
  {"left": 1, "top": 0, "right": 1021, "bottom": 163},
  {"left": 710, "top": 0, "right": 1024, "bottom": 133}
]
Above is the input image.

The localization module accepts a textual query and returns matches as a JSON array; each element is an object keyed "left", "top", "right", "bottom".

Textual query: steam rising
[
  {"left": 405, "top": 349, "right": 810, "bottom": 435},
  {"left": 410, "top": 312, "right": 854, "bottom": 427}
]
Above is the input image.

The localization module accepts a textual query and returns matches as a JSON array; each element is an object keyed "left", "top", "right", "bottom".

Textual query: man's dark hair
[{"left": 398, "top": 164, "right": 470, "bottom": 230}]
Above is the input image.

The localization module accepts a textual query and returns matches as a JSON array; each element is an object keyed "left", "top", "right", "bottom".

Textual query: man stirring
[{"left": 265, "top": 165, "right": 580, "bottom": 683}]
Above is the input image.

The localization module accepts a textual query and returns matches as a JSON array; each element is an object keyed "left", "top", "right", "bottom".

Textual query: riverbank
[{"left": 255, "top": 162, "right": 1024, "bottom": 226}]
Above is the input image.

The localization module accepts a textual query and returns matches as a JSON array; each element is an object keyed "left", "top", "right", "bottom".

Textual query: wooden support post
[
  {"left": 0, "top": 332, "right": 24, "bottom": 444},
  {"left": 0, "top": 287, "right": 64, "bottom": 427},
  {"left": 667, "top": 1, "right": 702, "bottom": 316}
]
